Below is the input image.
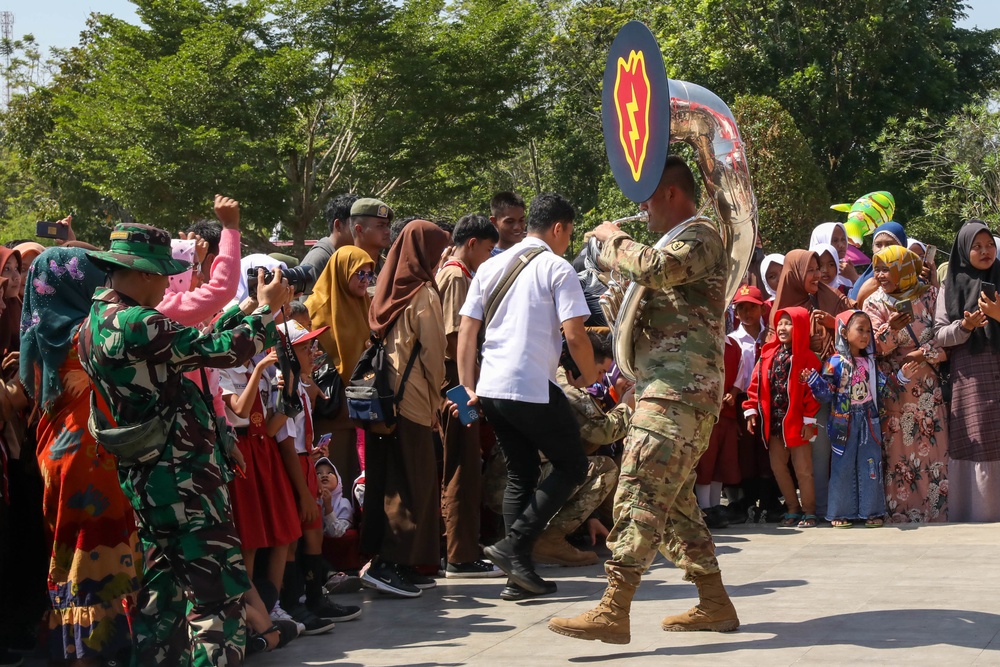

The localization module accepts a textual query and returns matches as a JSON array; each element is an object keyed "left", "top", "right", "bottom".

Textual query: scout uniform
[
  {"left": 78, "top": 224, "right": 278, "bottom": 667},
  {"left": 549, "top": 219, "right": 740, "bottom": 643}
]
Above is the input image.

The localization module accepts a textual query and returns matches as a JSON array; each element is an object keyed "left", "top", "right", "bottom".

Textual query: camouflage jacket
[
  {"left": 78, "top": 288, "right": 277, "bottom": 508},
  {"left": 599, "top": 220, "right": 727, "bottom": 420},
  {"left": 556, "top": 366, "right": 631, "bottom": 455}
]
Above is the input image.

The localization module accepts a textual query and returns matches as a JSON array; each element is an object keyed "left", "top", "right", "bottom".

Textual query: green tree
[
  {"left": 877, "top": 101, "right": 1000, "bottom": 249},
  {"left": 651, "top": 0, "right": 1000, "bottom": 202}
]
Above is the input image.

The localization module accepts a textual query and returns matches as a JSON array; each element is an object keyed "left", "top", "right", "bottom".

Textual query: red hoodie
[{"left": 742, "top": 306, "right": 820, "bottom": 448}]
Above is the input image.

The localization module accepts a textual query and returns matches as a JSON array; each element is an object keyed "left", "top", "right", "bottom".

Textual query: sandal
[
  {"left": 798, "top": 514, "right": 817, "bottom": 528},
  {"left": 831, "top": 518, "right": 852, "bottom": 528},
  {"left": 865, "top": 516, "right": 884, "bottom": 528},
  {"left": 779, "top": 513, "right": 803, "bottom": 527}
]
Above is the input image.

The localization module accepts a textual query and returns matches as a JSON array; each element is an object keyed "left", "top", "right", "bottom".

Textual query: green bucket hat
[{"left": 88, "top": 223, "right": 191, "bottom": 276}]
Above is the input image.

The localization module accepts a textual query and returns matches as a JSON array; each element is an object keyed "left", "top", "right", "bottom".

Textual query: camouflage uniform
[
  {"left": 484, "top": 367, "right": 630, "bottom": 535},
  {"left": 597, "top": 222, "right": 727, "bottom": 580},
  {"left": 79, "top": 289, "right": 277, "bottom": 667}
]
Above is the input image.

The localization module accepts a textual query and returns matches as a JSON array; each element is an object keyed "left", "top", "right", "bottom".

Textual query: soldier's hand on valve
[{"left": 586, "top": 221, "right": 625, "bottom": 244}]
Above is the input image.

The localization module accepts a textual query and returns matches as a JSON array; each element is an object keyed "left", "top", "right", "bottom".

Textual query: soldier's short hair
[{"left": 661, "top": 155, "right": 697, "bottom": 202}]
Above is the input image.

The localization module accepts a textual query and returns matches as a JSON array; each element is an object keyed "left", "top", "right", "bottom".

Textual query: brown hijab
[
  {"left": 0, "top": 247, "right": 22, "bottom": 357},
  {"left": 771, "top": 249, "right": 851, "bottom": 327},
  {"left": 369, "top": 220, "right": 451, "bottom": 339}
]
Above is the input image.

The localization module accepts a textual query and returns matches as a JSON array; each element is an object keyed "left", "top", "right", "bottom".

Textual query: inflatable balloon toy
[{"left": 831, "top": 191, "right": 895, "bottom": 245}]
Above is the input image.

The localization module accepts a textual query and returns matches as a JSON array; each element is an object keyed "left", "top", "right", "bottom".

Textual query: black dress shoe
[
  {"left": 500, "top": 579, "right": 557, "bottom": 601},
  {"left": 484, "top": 542, "right": 550, "bottom": 595}
]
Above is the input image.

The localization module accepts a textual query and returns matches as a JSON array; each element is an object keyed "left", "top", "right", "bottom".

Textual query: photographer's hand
[{"left": 257, "top": 267, "right": 290, "bottom": 311}]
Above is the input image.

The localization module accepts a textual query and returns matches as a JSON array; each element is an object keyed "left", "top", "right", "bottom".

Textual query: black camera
[{"left": 246, "top": 264, "right": 316, "bottom": 296}]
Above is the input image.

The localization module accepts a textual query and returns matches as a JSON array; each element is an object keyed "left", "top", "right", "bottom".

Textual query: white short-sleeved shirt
[
  {"left": 729, "top": 323, "right": 764, "bottom": 392},
  {"left": 275, "top": 386, "right": 314, "bottom": 454},
  {"left": 461, "top": 236, "right": 591, "bottom": 403},
  {"left": 218, "top": 365, "right": 252, "bottom": 427}
]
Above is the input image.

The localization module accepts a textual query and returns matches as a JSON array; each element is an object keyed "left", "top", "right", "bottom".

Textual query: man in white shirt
[{"left": 456, "top": 193, "right": 600, "bottom": 599}]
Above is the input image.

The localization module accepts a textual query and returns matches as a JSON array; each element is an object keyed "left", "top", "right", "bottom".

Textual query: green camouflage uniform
[
  {"left": 598, "top": 221, "right": 726, "bottom": 580},
  {"left": 484, "top": 367, "right": 630, "bottom": 534},
  {"left": 79, "top": 288, "right": 277, "bottom": 667}
]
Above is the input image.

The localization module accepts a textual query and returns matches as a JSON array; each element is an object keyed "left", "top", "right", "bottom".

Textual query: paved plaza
[{"left": 250, "top": 523, "right": 1000, "bottom": 666}]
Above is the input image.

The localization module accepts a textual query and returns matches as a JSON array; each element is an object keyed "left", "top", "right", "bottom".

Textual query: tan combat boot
[
  {"left": 661, "top": 571, "right": 740, "bottom": 632},
  {"left": 547, "top": 563, "right": 640, "bottom": 644},
  {"left": 533, "top": 528, "right": 599, "bottom": 567}
]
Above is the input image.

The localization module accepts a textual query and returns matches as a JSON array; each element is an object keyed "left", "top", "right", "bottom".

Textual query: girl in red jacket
[{"left": 743, "top": 306, "right": 822, "bottom": 527}]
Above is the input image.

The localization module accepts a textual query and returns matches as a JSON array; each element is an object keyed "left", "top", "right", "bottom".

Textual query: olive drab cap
[
  {"left": 350, "top": 198, "right": 394, "bottom": 221},
  {"left": 87, "top": 223, "right": 191, "bottom": 276}
]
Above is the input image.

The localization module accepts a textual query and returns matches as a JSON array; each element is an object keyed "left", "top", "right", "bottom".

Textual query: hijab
[
  {"left": 944, "top": 219, "right": 1000, "bottom": 353},
  {"left": 759, "top": 253, "right": 784, "bottom": 298},
  {"left": 871, "top": 246, "right": 929, "bottom": 303},
  {"left": 771, "top": 249, "right": 851, "bottom": 328},
  {"left": 908, "top": 239, "right": 927, "bottom": 255},
  {"left": 369, "top": 220, "right": 451, "bottom": 338},
  {"left": 306, "top": 246, "right": 373, "bottom": 380},
  {"left": 849, "top": 221, "right": 908, "bottom": 300},
  {"left": 237, "top": 254, "right": 287, "bottom": 303},
  {"left": 811, "top": 242, "right": 852, "bottom": 290},
  {"left": 19, "top": 248, "right": 106, "bottom": 414},
  {"left": 809, "top": 222, "right": 847, "bottom": 251},
  {"left": 0, "top": 247, "right": 22, "bottom": 357},
  {"left": 167, "top": 239, "right": 196, "bottom": 295}
]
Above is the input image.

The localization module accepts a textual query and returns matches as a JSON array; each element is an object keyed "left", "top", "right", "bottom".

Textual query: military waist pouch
[{"left": 88, "top": 393, "right": 173, "bottom": 467}]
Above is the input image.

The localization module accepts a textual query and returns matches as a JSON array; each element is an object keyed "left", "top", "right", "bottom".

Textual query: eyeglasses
[{"left": 355, "top": 270, "right": 375, "bottom": 282}]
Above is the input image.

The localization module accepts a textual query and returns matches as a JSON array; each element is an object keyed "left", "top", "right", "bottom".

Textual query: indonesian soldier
[
  {"left": 78, "top": 223, "right": 290, "bottom": 666},
  {"left": 549, "top": 156, "right": 741, "bottom": 644}
]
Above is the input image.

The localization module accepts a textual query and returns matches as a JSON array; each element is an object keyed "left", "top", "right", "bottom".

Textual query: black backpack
[{"left": 345, "top": 324, "right": 421, "bottom": 435}]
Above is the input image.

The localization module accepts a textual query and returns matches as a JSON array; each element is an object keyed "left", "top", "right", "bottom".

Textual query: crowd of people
[{"left": 0, "top": 163, "right": 998, "bottom": 665}]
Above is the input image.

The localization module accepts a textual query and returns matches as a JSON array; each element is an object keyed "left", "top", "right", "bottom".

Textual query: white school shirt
[
  {"left": 275, "top": 385, "right": 314, "bottom": 454},
  {"left": 729, "top": 322, "right": 764, "bottom": 392},
  {"left": 460, "top": 236, "right": 591, "bottom": 403}
]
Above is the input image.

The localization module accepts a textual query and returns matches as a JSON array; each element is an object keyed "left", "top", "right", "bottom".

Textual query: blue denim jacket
[{"left": 805, "top": 356, "right": 889, "bottom": 456}]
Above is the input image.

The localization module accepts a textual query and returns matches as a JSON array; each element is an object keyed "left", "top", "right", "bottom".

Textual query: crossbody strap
[
  {"left": 395, "top": 340, "right": 422, "bottom": 406},
  {"left": 483, "top": 246, "right": 547, "bottom": 331}
]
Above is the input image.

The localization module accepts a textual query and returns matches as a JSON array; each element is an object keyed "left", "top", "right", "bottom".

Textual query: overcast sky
[{"left": 6, "top": 0, "right": 1000, "bottom": 54}]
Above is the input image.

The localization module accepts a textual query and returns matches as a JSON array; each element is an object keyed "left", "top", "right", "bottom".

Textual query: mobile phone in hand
[
  {"left": 36, "top": 220, "right": 69, "bottom": 240},
  {"left": 895, "top": 299, "right": 914, "bottom": 317},
  {"left": 317, "top": 433, "right": 332, "bottom": 448},
  {"left": 445, "top": 385, "right": 479, "bottom": 426},
  {"left": 924, "top": 245, "right": 937, "bottom": 267},
  {"left": 983, "top": 282, "right": 997, "bottom": 301}
]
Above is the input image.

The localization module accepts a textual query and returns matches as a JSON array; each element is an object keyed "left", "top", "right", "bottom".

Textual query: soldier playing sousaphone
[{"left": 549, "top": 21, "right": 755, "bottom": 644}]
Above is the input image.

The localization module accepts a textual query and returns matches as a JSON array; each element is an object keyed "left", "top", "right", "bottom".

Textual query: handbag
[
  {"left": 346, "top": 325, "right": 422, "bottom": 435},
  {"left": 313, "top": 358, "right": 344, "bottom": 419}
]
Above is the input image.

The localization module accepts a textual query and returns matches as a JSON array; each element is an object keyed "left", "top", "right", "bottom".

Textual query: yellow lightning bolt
[{"left": 625, "top": 80, "right": 641, "bottom": 159}]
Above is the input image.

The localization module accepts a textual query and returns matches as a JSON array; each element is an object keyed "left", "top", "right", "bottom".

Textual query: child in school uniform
[
  {"left": 804, "top": 310, "right": 917, "bottom": 527},
  {"left": 743, "top": 306, "right": 822, "bottom": 528},
  {"left": 271, "top": 320, "right": 361, "bottom": 630}
]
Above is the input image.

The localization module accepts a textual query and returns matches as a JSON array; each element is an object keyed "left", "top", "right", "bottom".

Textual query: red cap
[
  {"left": 732, "top": 284, "right": 764, "bottom": 305},
  {"left": 278, "top": 319, "right": 330, "bottom": 346}
]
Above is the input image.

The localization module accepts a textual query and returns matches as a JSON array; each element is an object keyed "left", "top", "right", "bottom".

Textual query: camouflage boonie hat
[
  {"left": 350, "top": 197, "right": 393, "bottom": 221},
  {"left": 88, "top": 223, "right": 191, "bottom": 276}
]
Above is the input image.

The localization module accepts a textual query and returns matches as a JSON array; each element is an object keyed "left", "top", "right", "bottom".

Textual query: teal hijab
[{"left": 19, "top": 247, "right": 106, "bottom": 414}]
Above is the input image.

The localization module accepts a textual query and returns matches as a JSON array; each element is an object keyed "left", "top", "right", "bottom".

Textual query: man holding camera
[{"left": 79, "top": 223, "right": 291, "bottom": 667}]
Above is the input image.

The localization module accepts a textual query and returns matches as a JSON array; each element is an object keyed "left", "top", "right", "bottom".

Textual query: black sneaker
[
  {"left": 287, "top": 605, "right": 336, "bottom": 635},
  {"left": 499, "top": 578, "right": 557, "bottom": 601},
  {"left": 399, "top": 565, "right": 437, "bottom": 590},
  {"left": 445, "top": 560, "right": 504, "bottom": 579},
  {"left": 273, "top": 619, "right": 300, "bottom": 648},
  {"left": 309, "top": 598, "right": 363, "bottom": 622},
  {"left": 361, "top": 560, "right": 422, "bottom": 598}
]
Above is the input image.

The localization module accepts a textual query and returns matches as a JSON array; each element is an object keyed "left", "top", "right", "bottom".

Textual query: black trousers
[{"left": 480, "top": 382, "right": 587, "bottom": 553}]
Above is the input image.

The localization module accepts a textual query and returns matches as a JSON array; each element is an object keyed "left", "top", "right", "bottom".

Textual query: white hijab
[
  {"left": 809, "top": 222, "right": 848, "bottom": 250},
  {"left": 908, "top": 239, "right": 927, "bottom": 254},
  {"left": 237, "top": 253, "right": 287, "bottom": 302},
  {"left": 811, "top": 242, "right": 852, "bottom": 290},
  {"left": 759, "top": 253, "right": 784, "bottom": 298}
]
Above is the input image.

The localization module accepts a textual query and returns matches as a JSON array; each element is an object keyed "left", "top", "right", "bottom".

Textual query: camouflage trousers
[
  {"left": 485, "top": 453, "right": 619, "bottom": 535},
  {"left": 129, "top": 485, "right": 250, "bottom": 667},
  {"left": 607, "top": 398, "right": 720, "bottom": 581}
]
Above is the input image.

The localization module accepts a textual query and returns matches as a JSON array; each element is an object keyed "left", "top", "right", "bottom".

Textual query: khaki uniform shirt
[{"left": 385, "top": 283, "right": 447, "bottom": 427}]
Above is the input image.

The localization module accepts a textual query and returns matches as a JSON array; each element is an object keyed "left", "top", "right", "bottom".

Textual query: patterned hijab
[
  {"left": 850, "top": 221, "right": 908, "bottom": 300},
  {"left": 872, "top": 246, "right": 928, "bottom": 303},
  {"left": 19, "top": 247, "right": 106, "bottom": 414}
]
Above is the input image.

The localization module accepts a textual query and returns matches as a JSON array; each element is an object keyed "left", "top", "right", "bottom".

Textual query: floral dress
[{"left": 864, "top": 286, "right": 949, "bottom": 522}]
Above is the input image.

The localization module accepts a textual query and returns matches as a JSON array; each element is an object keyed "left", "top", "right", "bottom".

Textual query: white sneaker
[{"left": 270, "top": 601, "right": 305, "bottom": 635}]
